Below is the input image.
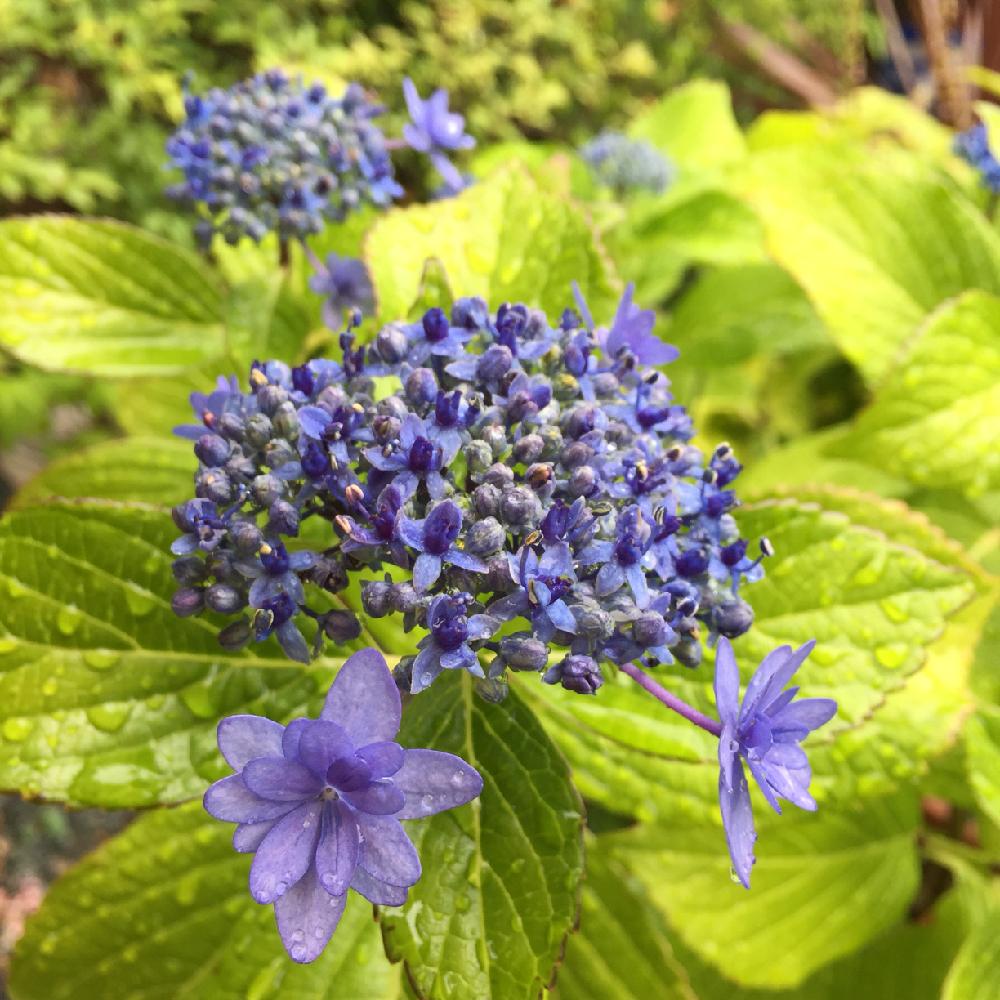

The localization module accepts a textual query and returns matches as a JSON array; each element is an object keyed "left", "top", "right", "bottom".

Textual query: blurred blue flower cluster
[
  {"left": 955, "top": 122, "right": 1000, "bottom": 193},
  {"left": 170, "top": 282, "right": 769, "bottom": 699},
  {"left": 165, "top": 70, "right": 402, "bottom": 247},
  {"left": 580, "top": 131, "right": 674, "bottom": 196}
]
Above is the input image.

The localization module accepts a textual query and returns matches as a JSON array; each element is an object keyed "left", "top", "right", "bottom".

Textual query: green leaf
[
  {"left": 0, "top": 501, "right": 362, "bottom": 807},
  {"left": 14, "top": 436, "right": 192, "bottom": 507},
  {"left": 8, "top": 802, "right": 400, "bottom": 1000},
  {"left": 671, "top": 882, "right": 969, "bottom": 1000},
  {"left": 833, "top": 290, "right": 1000, "bottom": 496},
  {"left": 665, "top": 263, "right": 828, "bottom": 369},
  {"left": 364, "top": 167, "right": 618, "bottom": 323},
  {"left": 942, "top": 903, "right": 1000, "bottom": 1000},
  {"left": 379, "top": 672, "right": 584, "bottom": 1000},
  {"left": 610, "top": 793, "right": 921, "bottom": 989},
  {"left": 733, "top": 148, "right": 1000, "bottom": 383},
  {"left": 520, "top": 494, "right": 973, "bottom": 824},
  {"left": 966, "top": 704, "right": 1000, "bottom": 829},
  {"left": 627, "top": 80, "right": 746, "bottom": 170},
  {"left": 0, "top": 217, "right": 227, "bottom": 376},
  {"left": 552, "top": 847, "right": 695, "bottom": 1000}
]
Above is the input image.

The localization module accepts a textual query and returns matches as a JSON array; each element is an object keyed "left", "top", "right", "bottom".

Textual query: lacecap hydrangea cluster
[
  {"left": 165, "top": 69, "right": 402, "bottom": 247},
  {"left": 170, "top": 282, "right": 771, "bottom": 701},
  {"left": 954, "top": 122, "right": 1000, "bottom": 193},
  {"left": 580, "top": 131, "right": 674, "bottom": 196}
]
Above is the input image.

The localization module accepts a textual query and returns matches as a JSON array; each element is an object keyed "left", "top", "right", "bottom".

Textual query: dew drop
[
  {"left": 420, "top": 793, "right": 435, "bottom": 811},
  {"left": 290, "top": 944, "right": 308, "bottom": 962},
  {"left": 2, "top": 717, "right": 32, "bottom": 741},
  {"left": 56, "top": 605, "right": 82, "bottom": 635},
  {"left": 451, "top": 769, "right": 467, "bottom": 786},
  {"left": 290, "top": 930, "right": 305, "bottom": 944},
  {"left": 83, "top": 649, "right": 119, "bottom": 672},
  {"left": 125, "top": 587, "right": 156, "bottom": 617},
  {"left": 86, "top": 704, "right": 130, "bottom": 734}
]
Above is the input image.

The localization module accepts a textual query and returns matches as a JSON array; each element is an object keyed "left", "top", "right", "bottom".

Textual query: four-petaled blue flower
[
  {"left": 204, "top": 648, "right": 483, "bottom": 962},
  {"left": 308, "top": 253, "right": 375, "bottom": 326},
  {"left": 398, "top": 500, "right": 487, "bottom": 591},
  {"left": 489, "top": 543, "right": 578, "bottom": 641},
  {"left": 411, "top": 595, "right": 498, "bottom": 693},
  {"left": 364, "top": 414, "right": 458, "bottom": 499},
  {"left": 402, "top": 77, "right": 475, "bottom": 194},
  {"left": 713, "top": 637, "right": 837, "bottom": 888}
]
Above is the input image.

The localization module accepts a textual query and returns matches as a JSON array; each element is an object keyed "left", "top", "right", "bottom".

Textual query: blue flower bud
[
  {"left": 405, "top": 367, "right": 439, "bottom": 407},
  {"left": 172, "top": 556, "right": 207, "bottom": 586},
  {"left": 245, "top": 414, "right": 274, "bottom": 449},
  {"left": 206, "top": 583, "right": 245, "bottom": 614},
  {"left": 376, "top": 323, "right": 410, "bottom": 364},
  {"left": 195, "top": 433, "right": 230, "bottom": 467},
  {"left": 466, "top": 517, "right": 506, "bottom": 555},
  {"left": 711, "top": 599, "right": 754, "bottom": 639},
  {"left": 267, "top": 500, "right": 300, "bottom": 536},
  {"left": 171, "top": 587, "right": 205, "bottom": 617},
  {"left": 499, "top": 634, "right": 549, "bottom": 672},
  {"left": 253, "top": 474, "right": 284, "bottom": 507},
  {"left": 217, "top": 617, "right": 252, "bottom": 651},
  {"left": 476, "top": 345, "right": 513, "bottom": 382},
  {"left": 500, "top": 486, "right": 542, "bottom": 528},
  {"left": 472, "top": 483, "right": 502, "bottom": 518}
]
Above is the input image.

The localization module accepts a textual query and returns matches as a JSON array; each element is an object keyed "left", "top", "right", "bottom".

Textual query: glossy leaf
[
  {"left": 610, "top": 793, "right": 920, "bottom": 988},
  {"left": 8, "top": 802, "right": 400, "bottom": 999},
  {"left": 833, "top": 290, "right": 1000, "bottom": 496},
  {"left": 0, "top": 217, "right": 227, "bottom": 376},
  {"left": 364, "top": 167, "right": 618, "bottom": 323},
  {"left": 380, "top": 671, "right": 584, "bottom": 1000},
  {"left": 0, "top": 501, "right": 362, "bottom": 806},
  {"left": 734, "top": 148, "right": 1000, "bottom": 383}
]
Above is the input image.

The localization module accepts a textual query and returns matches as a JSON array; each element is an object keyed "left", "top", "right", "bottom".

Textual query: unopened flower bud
[
  {"left": 172, "top": 556, "right": 207, "bottom": 586},
  {"left": 466, "top": 517, "right": 506, "bottom": 555},
  {"left": 217, "top": 412, "right": 246, "bottom": 441},
  {"left": 499, "top": 634, "right": 548, "bottom": 672},
  {"left": 253, "top": 474, "right": 283, "bottom": 507},
  {"left": 465, "top": 440, "right": 493, "bottom": 474},
  {"left": 634, "top": 611, "right": 670, "bottom": 648},
  {"left": 472, "top": 483, "right": 502, "bottom": 518},
  {"left": 196, "top": 470, "right": 233, "bottom": 504},
  {"left": 711, "top": 599, "right": 754, "bottom": 639},
  {"left": 245, "top": 413, "right": 273, "bottom": 449},
  {"left": 405, "top": 368, "right": 438, "bottom": 407},
  {"left": 321, "top": 609, "right": 363, "bottom": 643},
  {"left": 171, "top": 587, "right": 205, "bottom": 617},
  {"left": 543, "top": 654, "right": 603, "bottom": 695},
  {"left": 230, "top": 520, "right": 263, "bottom": 555},
  {"left": 267, "top": 500, "right": 299, "bottom": 536},
  {"left": 264, "top": 438, "right": 295, "bottom": 470},
  {"left": 361, "top": 580, "right": 392, "bottom": 618},
  {"left": 511, "top": 435, "right": 543, "bottom": 466},
  {"left": 272, "top": 401, "right": 300, "bottom": 439},
  {"left": 376, "top": 323, "right": 409, "bottom": 364},
  {"left": 257, "top": 384, "right": 288, "bottom": 415},
  {"left": 206, "top": 583, "right": 245, "bottom": 614},
  {"left": 481, "top": 425, "right": 508, "bottom": 458},
  {"left": 476, "top": 345, "right": 512, "bottom": 382},
  {"left": 500, "top": 486, "right": 542, "bottom": 527},
  {"left": 674, "top": 635, "right": 702, "bottom": 669},
  {"left": 218, "top": 617, "right": 252, "bottom": 651},
  {"left": 195, "top": 433, "right": 230, "bottom": 467}
]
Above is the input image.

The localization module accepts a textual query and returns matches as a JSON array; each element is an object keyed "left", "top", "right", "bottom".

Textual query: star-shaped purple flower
[
  {"left": 204, "top": 648, "right": 483, "bottom": 963},
  {"left": 364, "top": 414, "right": 458, "bottom": 500},
  {"left": 398, "top": 500, "right": 487, "bottom": 591},
  {"left": 714, "top": 637, "right": 837, "bottom": 888},
  {"left": 573, "top": 282, "right": 678, "bottom": 367},
  {"left": 489, "top": 543, "right": 578, "bottom": 641},
  {"left": 402, "top": 78, "right": 474, "bottom": 193}
]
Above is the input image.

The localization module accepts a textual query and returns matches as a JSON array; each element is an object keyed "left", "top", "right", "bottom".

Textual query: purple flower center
[
  {"left": 408, "top": 436, "right": 437, "bottom": 473},
  {"left": 434, "top": 390, "right": 462, "bottom": 428},
  {"left": 301, "top": 441, "right": 330, "bottom": 479},
  {"left": 325, "top": 753, "right": 373, "bottom": 793},
  {"left": 614, "top": 535, "right": 644, "bottom": 566},
  {"left": 637, "top": 405, "right": 673, "bottom": 430},
  {"left": 423, "top": 501, "right": 462, "bottom": 555},
  {"left": 260, "top": 542, "right": 290, "bottom": 574},
  {"left": 422, "top": 308, "right": 450, "bottom": 343},
  {"left": 431, "top": 599, "right": 469, "bottom": 651},
  {"left": 721, "top": 539, "right": 748, "bottom": 567},
  {"left": 541, "top": 502, "right": 571, "bottom": 543},
  {"left": 292, "top": 364, "right": 315, "bottom": 395},
  {"left": 676, "top": 549, "right": 708, "bottom": 578}
]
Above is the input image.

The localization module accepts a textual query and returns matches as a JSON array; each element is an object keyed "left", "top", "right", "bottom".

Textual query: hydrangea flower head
[
  {"left": 170, "top": 283, "right": 770, "bottom": 700},
  {"left": 580, "top": 131, "right": 674, "bottom": 196},
  {"left": 713, "top": 637, "right": 837, "bottom": 888},
  {"left": 166, "top": 71, "right": 402, "bottom": 246},
  {"left": 402, "top": 77, "right": 474, "bottom": 194},
  {"left": 203, "top": 647, "right": 483, "bottom": 962}
]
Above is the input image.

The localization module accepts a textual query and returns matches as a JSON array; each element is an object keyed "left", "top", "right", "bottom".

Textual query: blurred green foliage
[{"left": 0, "top": 0, "right": 861, "bottom": 235}]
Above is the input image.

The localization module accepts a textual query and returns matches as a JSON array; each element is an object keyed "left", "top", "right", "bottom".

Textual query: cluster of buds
[
  {"left": 580, "top": 131, "right": 674, "bottom": 196},
  {"left": 171, "top": 282, "right": 769, "bottom": 702}
]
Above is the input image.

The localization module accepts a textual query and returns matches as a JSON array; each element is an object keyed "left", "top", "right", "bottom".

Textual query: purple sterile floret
[
  {"left": 402, "top": 77, "right": 474, "bottom": 193},
  {"left": 713, "top": 637, "right": 837, "bottom": 888},
  {"left": 203, "top": 647, "right": 483, "bottom": 963}
]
